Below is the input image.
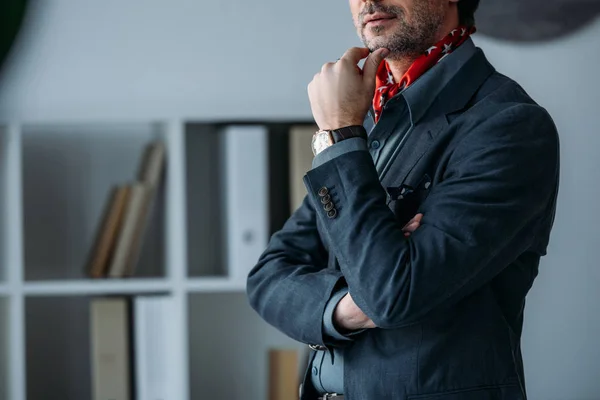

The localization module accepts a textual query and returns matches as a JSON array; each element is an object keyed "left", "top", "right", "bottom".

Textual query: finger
[
  {"left": 404, "top": 221, "right": 420, "bottom": 232},
  {"left": 402, "top": 223, "right": 420, "bottom": 235},
  {"left": 402, "top": 214, "right": 421, "bottom": 230},
  {"left": 362, "top": 48, "right": 390, "bottom": 87},
  {"left": 339, "top": 47, "right": 371, "bottom": 65}
]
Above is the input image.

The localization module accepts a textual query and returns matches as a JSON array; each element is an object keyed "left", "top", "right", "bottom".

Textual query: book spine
[
  {"left": 288, "top": 125, "right": 318, "bottom": 213},
  {"left": 90, "top": 297, "right": 132, "bottom": 400},
  {"left": 134, "top": 296, "right": 176, "bottom": 400},
  {"left": 108, "top": 183, "right": 149, "bottom": 278},
  {"left": 268, "top": 349, "right": 299, "bottom": 400},
  {"left": 222, "top": 125, "right": 269, "bottom": 284}
]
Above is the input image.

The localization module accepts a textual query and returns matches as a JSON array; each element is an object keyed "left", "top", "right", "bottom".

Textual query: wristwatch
[{"left": 311, "top": 125, "right": 368, "bottom": 156}]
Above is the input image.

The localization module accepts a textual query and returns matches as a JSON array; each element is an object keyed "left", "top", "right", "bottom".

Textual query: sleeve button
[
  {"left": 327, "top": 209, "right": 337, "bottom": 219},
  {"left": 318, "top": 187, "right": 329, "bottom": 197},
  {"left": 320, "top": 194, "right": 331, "bottom": 204}
]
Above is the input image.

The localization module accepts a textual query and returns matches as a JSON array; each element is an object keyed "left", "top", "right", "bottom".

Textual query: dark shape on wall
[
  {"left": 0, "top": 0, "right": 29, "bottom": 72},
  {"left": 476, "top": 0, "right": 600, "bottom": 42}
]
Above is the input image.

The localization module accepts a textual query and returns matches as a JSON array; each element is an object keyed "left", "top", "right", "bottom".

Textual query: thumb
[{"left": 363, "top": 48, "right": 390, "bottom": 87}]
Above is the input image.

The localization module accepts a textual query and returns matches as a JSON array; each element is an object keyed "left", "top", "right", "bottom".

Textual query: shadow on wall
[
  {"left": 475, "top": 0, "right": 600, "bottom": 42},
  {"left": 0, "top": 0, "right": 29, "bottom": 75}
]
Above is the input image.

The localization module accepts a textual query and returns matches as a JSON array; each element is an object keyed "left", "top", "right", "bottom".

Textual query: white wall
[
  {"left": 1, "top": 1, "right": 599, "bottom": 399},
  {"left": 473, "top": 22, "right": 600, "bottom": 400},
  {"left": 0, "top": 0, "right": 358, "bottom": 121}
]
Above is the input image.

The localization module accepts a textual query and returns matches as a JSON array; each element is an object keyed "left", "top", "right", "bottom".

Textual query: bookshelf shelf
[
  {"left": 185, "top": 277, "right": 246, "bottom": 293},
  {"left": 21, "top": 122, "right": 167, "bottom": 282},
  {"left": 0, "top": 118, "right": 312, "bottom": 400},
  {"left": 22, "top": 278, "right": 172, "bottom": 297}
]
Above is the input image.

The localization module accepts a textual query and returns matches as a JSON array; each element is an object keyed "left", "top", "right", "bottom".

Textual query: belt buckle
[
  {"left": 309, "top": 344, "right": 327, "bottom": 351},
  {"left": 322, "top": 394, "right": 340, "bottom": 399}
]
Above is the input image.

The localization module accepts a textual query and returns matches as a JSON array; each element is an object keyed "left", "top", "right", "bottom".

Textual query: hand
[
  {"left": 333, "top": 292, "right": 376, "bottom": 332},
  {"left": 307, "top": 47, "right": 390, "bottom": 131},
  {"left": 402, "top": 213, "right": 423, "bottom": 237}
]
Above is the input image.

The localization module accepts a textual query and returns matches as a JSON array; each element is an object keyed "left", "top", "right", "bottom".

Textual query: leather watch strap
[{"left": 330, "top": 125, "right": 368, "bottom": 143}]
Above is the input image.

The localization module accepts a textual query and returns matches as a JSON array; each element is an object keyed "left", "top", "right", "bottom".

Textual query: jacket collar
[
  {"left": 400, "top": 38, "right": 495, "bottom": 125},
  {"left": 376, "top": 40, "right": 496, "bottom": 184}
]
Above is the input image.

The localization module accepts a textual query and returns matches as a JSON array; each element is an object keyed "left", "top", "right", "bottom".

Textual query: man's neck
[{"left": 386, "top": 57, "right": 417, "bottom": 83}]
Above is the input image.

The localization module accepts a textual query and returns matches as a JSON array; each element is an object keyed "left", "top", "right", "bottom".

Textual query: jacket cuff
[
  {"left": 323, "top": 287, "right": 351, "bottom": 341},
  {"left": 322, "top": 287, "right": 367, "bottom": 342},
  {"left": 312, "top": 137, "right": 368, "bottom": 169}
]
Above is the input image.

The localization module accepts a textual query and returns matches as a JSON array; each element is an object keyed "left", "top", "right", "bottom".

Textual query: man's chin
[{"left": 363, "top": 38, "right": 391, "bottom": 52}]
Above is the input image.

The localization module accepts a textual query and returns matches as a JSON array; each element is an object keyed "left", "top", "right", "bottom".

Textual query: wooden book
[
  {"left": 288, "top": 125, "right": 317, "bottom": 213},
  {"left": 90, "top": 297, "right": 132, "bottom": 400},
  {"left": 107, "top": 183, "right": 150, "bottom": 278},
  {"left": 137, "top": 140, "right": 166, "bottom": 188},
  {"left": 106, "top": 140, "right": 166, "bottom": 278},
  {"left": 268, "top": 349, "right": 299, "bottom": 400},
  {"left": 87, "top": 185, "right": 131, "bottom": 278}
]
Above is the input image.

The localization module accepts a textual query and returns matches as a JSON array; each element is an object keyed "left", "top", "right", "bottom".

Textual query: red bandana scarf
[{"left": 372, "top": 25, "right": 476, "bottom": 122}]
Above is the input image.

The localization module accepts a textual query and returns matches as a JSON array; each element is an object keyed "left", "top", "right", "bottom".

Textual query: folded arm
[
  {"left": 303, "top": 104, "right": 560, "bottom": 329},
  {"left": 246, "top": 195, "right": 348, "bottom": 347}
]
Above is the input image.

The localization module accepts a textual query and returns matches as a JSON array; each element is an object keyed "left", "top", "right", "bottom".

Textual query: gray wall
[
  {"left": 473, "top": 26, "right": 600, "bottom": 399},
  {"left": 0, "top": 299, "right": 7, "bottom": 400},
  {"left": 0, "top": 1, "right": 599, "bottom": 399}
]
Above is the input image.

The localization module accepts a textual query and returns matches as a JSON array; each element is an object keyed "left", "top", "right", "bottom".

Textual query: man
[{"left": 247, "top": 0, "right": 560, "bottom": 398}]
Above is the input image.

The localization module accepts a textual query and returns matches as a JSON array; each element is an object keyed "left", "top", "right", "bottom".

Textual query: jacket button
[
  {"left": 318, "top": 187, "right": 329, "bottom": 197},
  {"left": 324, "top": 202, "right": 335, "bottom": 212},
  {"left": 327, "top": 209, "right": 337, "bottom": 219},
  {"left": 320, "top": 194, "right": 331, "bottom": 204}
]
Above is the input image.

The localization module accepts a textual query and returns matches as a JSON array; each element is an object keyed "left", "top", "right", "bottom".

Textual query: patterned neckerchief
[{"left": 372, "top": 25, "right": 476, "bottom": 123}]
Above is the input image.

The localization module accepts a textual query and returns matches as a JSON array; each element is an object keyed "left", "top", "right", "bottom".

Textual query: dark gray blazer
[{"left": 247, "top": 47, "right": 560, "bottom": 400}]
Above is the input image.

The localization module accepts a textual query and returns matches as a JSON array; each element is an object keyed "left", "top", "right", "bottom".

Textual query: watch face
[{"left": 312, "top": 131, "right": 334, "bottom": 155}]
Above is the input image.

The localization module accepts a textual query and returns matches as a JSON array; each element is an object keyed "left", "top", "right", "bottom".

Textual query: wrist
[
  {"left": 320, "top": 120, "right": 365, "bottom": 131},
  {"left": 312, "top": 125, "right": 368, "bottom": 156},
  {"left": 333, "top": 297, "right": 371, "bottom": 332}
]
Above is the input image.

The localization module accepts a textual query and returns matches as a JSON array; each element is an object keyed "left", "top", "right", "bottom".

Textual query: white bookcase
[{"left": 0, "top": 119, "right": 310, "bottom": 400}]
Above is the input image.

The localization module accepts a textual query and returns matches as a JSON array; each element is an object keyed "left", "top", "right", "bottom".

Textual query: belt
[{"left": 318, "top": 394, "right": 344, "bottom": 400}]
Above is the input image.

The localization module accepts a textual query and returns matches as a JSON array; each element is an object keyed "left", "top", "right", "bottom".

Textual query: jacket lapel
[{"left": 379, "top": 49, "right": 496, "bottom": 189}]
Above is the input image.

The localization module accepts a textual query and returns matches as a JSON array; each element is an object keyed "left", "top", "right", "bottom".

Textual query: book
[
  {"left": 137, "top": 140, "right": 166, "bottom": 189},
  {"left": 107, "top": 183, "right": 151, "bottom": 277},
  {"left": 107, "top": 140, "right": 166, "bottom": 278},
  {"left": 87, "top": 185, "right": 132, "bottom": 278},
  {"left": 134, "top": 295, "right": 177, "bottom": 400},
  {"left": 221, "top": 125, "right": 269, "bottom": 283},
  {"left": 90, "top": 297, "right": 133, "bottom": 400},
  {"left": 268, "top": 349, "right": 299, "bottom": 400},
  {"left": 288, "top": 125, "right": 317, "bottom": 213}
]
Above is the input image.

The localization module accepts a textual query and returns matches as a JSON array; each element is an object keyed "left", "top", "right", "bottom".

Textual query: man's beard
[{"left": 358, "top": 2, "right": 445, "bottom": 59}]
